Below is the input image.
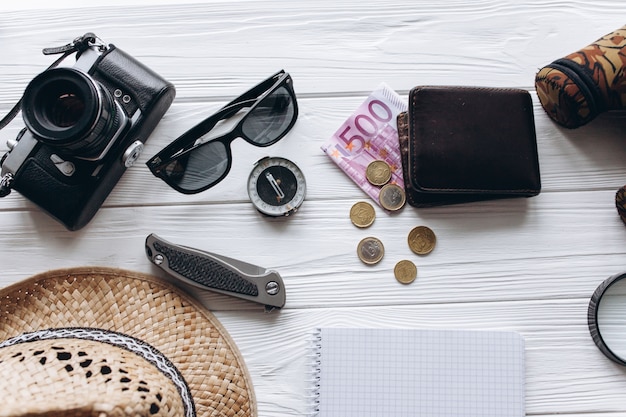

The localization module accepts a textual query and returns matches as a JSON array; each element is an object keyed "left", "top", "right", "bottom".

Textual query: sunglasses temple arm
[
  {"left": 148, "top": 70, "right": 286, "bottom": 167},
  {"left": 186, "top": 97, "right": 258, "bottom": 138},
  {"left": 219, "top": 70, "right": 286, "bottom": 109},
  {"left": 148, "top": 98, "right": 259, "bottom": 166},
  {"left": 166, "top": 70, "right": 287, "bottom": 152}
]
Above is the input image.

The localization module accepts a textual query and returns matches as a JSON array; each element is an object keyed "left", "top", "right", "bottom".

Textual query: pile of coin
[
  {"left": 357, "top": 236, "right": 385, "bottom": 265},
  {"left": 366, "top": 160, "right": 406, "bottom": 211},
  {"left": 365, "top": 160, "right": 392, "bottom": 186},
  {"left": 350, "top": 201, "right": 376, "bottom": 228},
  {"left": 394, "top": 260, "right": 418, "bottom": 284},
  {"left": 407, "top": 226, "right": 437, "bottom": 255},
  {"left": 349, "top": 199, "right": 437, "bottom": 285}
]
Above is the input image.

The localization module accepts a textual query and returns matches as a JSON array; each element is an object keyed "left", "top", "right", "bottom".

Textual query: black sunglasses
[{"left": 146, "top": 70, "right": 298, "bottom": 194}]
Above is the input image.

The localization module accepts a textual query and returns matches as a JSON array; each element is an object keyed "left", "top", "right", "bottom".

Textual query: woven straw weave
[
  {"left": 0, "top": 338, "right": 185, "bottom": 416},
  {"left": 0, "top": 266, "right": 257, "bottom": 417}
]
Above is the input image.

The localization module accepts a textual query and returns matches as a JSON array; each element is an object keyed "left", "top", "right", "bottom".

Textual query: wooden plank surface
[{"left": 1, "top": 1, "right": 626, "bottom": 416}]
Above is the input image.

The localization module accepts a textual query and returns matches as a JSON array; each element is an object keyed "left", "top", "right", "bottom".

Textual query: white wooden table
[{"left": 1, "top": 1, "right": 626, "bottom": 416}]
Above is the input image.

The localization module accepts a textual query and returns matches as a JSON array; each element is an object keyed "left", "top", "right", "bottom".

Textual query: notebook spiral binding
[{"left": 306, "top": 328, "right": 322, "bottom": 416}]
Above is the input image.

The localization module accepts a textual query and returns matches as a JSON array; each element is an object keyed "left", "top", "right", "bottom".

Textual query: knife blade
[{"left": 145, "top": 233, "right": 286, "bottom": 311}]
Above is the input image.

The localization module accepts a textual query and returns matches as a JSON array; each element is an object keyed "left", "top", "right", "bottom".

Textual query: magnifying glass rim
[{"left": 588, "top": 272, "right": 626, "bottom": 366}]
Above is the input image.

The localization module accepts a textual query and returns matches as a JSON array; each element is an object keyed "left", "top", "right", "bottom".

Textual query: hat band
[{"left": 0, "top": 327, "right": 196, "bottom": 417}]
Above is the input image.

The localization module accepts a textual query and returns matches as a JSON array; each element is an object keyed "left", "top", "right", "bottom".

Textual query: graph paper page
[{"left": 311, "top": 328, "right": 525, "bottom": 417}]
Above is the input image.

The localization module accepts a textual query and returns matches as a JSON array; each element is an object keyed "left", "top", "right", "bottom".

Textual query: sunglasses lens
[
  {"left": 161, "top": 141, "right": 229, "bottom": 191},
  {"left": 242, "top": 86, "right": 295, "bottom": 145}
]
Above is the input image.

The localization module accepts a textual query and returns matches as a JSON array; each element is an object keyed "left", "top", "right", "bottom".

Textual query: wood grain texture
[
  {"left": 1, "top": 1, "right": 626, "bottom": 416},
  {"left": 1, "top": 95, "right": 625, "bottom": 212}
]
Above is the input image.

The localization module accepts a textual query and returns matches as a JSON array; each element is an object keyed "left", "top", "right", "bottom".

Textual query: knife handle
[{"left": 145, "top": 234, "right": 285, "bottom": 310}]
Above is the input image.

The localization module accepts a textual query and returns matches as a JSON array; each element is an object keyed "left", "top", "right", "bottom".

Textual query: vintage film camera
[{"left": 0, "top": 34, "right": 176, "bottom": 230}]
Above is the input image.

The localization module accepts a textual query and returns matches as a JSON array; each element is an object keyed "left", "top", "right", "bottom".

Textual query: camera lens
[
  {"left": 45, "top": 87, "right": 85, "bottom": 128},
  {"left": 21, "top": 67, "right": 127, "bottom": 159}
]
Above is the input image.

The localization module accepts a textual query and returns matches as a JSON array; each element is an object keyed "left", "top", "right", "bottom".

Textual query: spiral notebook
[{"left": 309, "top": 328, "right": 525, "bottom": 417}]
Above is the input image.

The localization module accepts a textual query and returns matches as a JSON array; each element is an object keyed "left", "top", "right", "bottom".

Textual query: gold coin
[
  {"left": 394, "top": 260, "right": 417, "bottom": 284},
  {"left": 366, "top": 160, "right": 392, "bottom": 186},
  {"left": 350, "top": 201, "right": 376, "bottom": 228},
  {"left": 407, "top": 226, "right": 436, "bottom": 255},
  {"left": 379, "top": 183, "right": 406, "bottom": 211},
  {"left": 357, "top": 236, "right": 384, "bottom": 265}
]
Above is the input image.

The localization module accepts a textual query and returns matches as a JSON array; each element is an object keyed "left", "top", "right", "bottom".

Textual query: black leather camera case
[{"left": 13, "top": 45, "right": 176, "bottom": 230}]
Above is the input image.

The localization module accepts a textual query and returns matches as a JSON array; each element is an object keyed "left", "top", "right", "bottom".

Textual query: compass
[{"left": 247, "top": 156, "right": 306, "bottom": 217}]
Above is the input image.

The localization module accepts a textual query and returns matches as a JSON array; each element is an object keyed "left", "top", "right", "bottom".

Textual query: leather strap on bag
[
  {"left": 0, "top": 33, "right": 104, "bottom": 197},
  {"left": 0, "top": 33, "right": 102, "bottom": 131}
]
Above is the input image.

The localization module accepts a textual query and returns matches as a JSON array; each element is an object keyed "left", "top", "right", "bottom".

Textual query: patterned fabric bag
[{"left": 535, "top": 25, "right": 626, "bottom": 128}]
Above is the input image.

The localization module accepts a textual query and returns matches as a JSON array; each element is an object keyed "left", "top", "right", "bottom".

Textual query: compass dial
[{"left": 247, "top": 157, "right": 306, "bottom": 217}]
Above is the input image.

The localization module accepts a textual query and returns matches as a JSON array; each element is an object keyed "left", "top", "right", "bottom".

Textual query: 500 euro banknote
[{"left": 321, "top": 83, "right": 407, "bottom": 207}]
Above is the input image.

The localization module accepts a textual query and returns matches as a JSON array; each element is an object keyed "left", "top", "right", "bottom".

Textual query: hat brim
[{"left": 0, "top": 266, "right": 257, "bottom": 417}]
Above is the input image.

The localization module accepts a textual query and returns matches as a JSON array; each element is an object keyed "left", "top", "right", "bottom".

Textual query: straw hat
[{"left": 0, "top": 266, "right": 257, "bottom": 417}]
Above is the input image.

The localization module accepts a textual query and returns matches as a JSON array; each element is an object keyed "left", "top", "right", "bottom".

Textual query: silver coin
[
  {"left": 379, "top": 183, "right": 406, "bottom": 211},
  {"left": 357, "top": 236, "right": 385, "bottom": 265}
]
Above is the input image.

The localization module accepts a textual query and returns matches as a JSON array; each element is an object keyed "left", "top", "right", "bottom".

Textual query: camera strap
[
  {"left": 0, "top": 33, "right": 102, "bottom": 131},
  {"left": 0, "top": 33, "right": 104, "bottom": 197}
]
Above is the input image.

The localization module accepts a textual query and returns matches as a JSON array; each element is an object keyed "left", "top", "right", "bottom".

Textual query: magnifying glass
[{"left": 588, "top": 272, "right": 626, "bottom": 365}]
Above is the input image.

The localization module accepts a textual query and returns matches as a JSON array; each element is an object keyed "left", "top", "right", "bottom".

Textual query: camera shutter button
[{"left": 123, "top": 140, "right": 144, "bottom": 168}]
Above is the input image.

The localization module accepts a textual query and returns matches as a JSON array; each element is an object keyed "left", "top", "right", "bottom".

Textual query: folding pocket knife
[{"left": 145, "top": 233, "right": 286, "bottom": 312}]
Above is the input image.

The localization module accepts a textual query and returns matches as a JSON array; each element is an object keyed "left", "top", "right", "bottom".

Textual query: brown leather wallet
[{"left": 398, "top": 86, "right": 541, "bottom": 207}]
